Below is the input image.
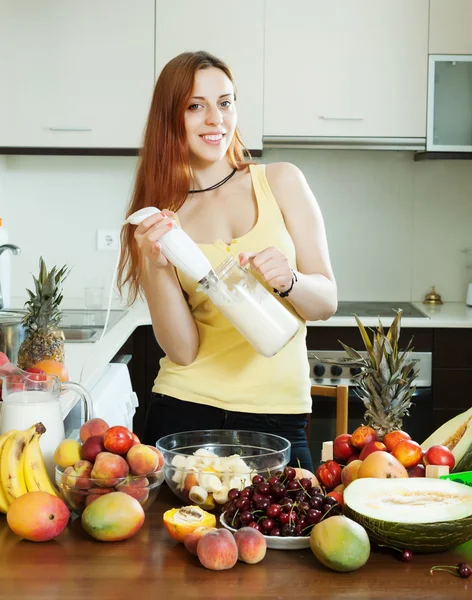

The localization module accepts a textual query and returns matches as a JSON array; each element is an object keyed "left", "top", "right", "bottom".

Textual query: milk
[
  {"left": 0, "top": 391, "right": 65, "bottom": 479},
  {"left": 207, "top": 281, "right": 299, "bottom": 357}
]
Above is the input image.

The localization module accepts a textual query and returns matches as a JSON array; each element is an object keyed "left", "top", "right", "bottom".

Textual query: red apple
[
  {"left": 424, "top": 445, "right": 455, "bottom": 470},
  {"left": 80, "top": 435, "right": 106, "bottom": 463},
  {"left": 103, "top": 426, "right": 135, "bottom": 456},
  {"left": 333, "top": 433, "right": 356, "bottom": 463}
]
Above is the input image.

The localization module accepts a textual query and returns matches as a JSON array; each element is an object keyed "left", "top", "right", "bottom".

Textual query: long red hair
[{"left": 118, "top": 51, "right": 250, "bottom": 304}]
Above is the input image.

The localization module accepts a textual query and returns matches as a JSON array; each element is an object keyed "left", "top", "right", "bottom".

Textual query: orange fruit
[{"left": 32, "top": 359, "right": 69, "bottom": 383}]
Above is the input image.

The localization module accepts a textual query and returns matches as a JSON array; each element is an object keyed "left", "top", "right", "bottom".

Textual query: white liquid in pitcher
[
  {"left": 207, "top": 281, "right": 299, "bottom": 357},
  {"left": 0, "top": 391, "right": 65, "bottom": 480}
]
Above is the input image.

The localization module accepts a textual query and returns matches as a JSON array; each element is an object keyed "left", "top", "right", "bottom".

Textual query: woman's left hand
[{"left": 239, "top": 247, "right": 293, "bottom": 292}]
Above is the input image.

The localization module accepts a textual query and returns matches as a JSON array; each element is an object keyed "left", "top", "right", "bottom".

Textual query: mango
[
  {"left": 7, "top": 492, "right": 70, "bottom": 542},
  {"left": 81, "top": 492, "right": 145, "bottom": 542},
  {"left": 310, "top": 515, "right": 370, "bottom": 572}
]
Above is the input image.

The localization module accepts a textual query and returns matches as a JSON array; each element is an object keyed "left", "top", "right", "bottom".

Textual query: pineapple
[
  {"left": 17, "top": 256, "right": 70, "bottom": 370},
  {"left": 328, "top": 311, "right": 419, "bottom": 439}
]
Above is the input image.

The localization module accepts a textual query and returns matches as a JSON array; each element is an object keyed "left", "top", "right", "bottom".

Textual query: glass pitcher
[
  {"left": 198, "top": 255, "right": 300, "bottom": 357},
  {"left": 0, "top": 365, "right": 93, "bottom": 479}
]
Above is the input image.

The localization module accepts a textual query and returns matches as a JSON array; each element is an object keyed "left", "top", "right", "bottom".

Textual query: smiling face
[{"left": 184, "top": 67, "right": 237, "bottom": 165}]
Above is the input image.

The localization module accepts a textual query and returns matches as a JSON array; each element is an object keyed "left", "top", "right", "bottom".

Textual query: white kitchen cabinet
[
  {"left": 155, "top": 0, "right": 264, "bottom": 151},
  {"left": 429, "top": 0, "right": 472, "bottom": 54},
  {"left": 0, "top": 0, "right": 155, "bottom": 148},
  {"left": 264, "top": 0, "right": 429, "bottom": 142}
]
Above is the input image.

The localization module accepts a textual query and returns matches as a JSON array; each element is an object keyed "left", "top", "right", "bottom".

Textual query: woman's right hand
[{"left": 134, "top": 209, "right": 176, "bottom": 269}]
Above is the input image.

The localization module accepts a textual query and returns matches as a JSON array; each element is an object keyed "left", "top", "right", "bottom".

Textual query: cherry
[
  {"left": 309, "top": 497, "right": 323, "bottom": 510},
  {"left": 228, "top": 488, "right": 240, "bottom": 501},
  {"left": 307, "top": 509, "right": 322, "bottom": 525},
  {"left": 266, "top": 503, "right": 281, "bottom": 518},
  {"left": 240, "top": 511, "right": 253, "bottom": 525},
  {"left": 267, "top": 476, "right": 279, "bottom": 486},
  {"left": 261, "top": 518, "right": 275, "bottom": 532},
  {"left": 248, "top": 521, "right": 262, "bottom": 532},
  {"left": 430, "top": 563, "right": 472, "bottom": 579},
  {"left": 299, "top": 477, "right": 312, "bottom": 491},
  {"left": 324, "top": 496, "right": 338, "bottom": 507},
  {"left": 271, "top": 483, "right": 286, "bottom": 498},
  {"left": 269, "top": 528, "right": 281, "bottom": 537},
  {"left": 252, "top": 493, "right": 265, "bottom": 505},
  {"left": 281, "top": 523, "right": 296, "bottom": 536},
  {"left": 252, "top": 475, "right": 264, "bottom": 485},
  {"left": 278, "top": 512, "right": 290, "bottom": 525},
  {"left": 257, "top": 482, "right": 271, "bottom": 496},
  {"left": 235, "top": 498, "right": 250, "bottom": 511},
  {"left": 299, "top": 501, "right": 310, "bottom": 513},
  {"left": 284, "top": 467, "right": 296, "bottom": 481},
  {"left": 458, "top": 564, "right": 472, "bottom": 578},
  {"left": 287, "top": 480, "right": 300, "bottom": 492},
  {"left": 401, "top": 550, "right": 413, "bottom": 562},
  {"left": 240, "top": 487, "right": 253, "bottom": 497}
]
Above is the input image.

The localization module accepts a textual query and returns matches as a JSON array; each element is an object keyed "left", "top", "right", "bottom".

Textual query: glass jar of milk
[{"left": 198, "top": 256, "right": 300, "bottom": 357}]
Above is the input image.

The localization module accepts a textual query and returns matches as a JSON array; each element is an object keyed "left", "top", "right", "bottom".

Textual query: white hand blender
[{"left": 123, "top": 207, "right": 218, "bottom": 286}]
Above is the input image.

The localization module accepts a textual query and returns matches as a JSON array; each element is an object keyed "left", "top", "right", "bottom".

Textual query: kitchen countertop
[{"left": 0, "top": 484, "right": 469, "bottom": 600}]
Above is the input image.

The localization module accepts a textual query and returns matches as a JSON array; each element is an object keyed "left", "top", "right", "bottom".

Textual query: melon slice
[
  {"left": 343, "top": 477, "right": 472, "bottom": 553},
  {"left": 421, "top": 407, "right": 472, "bottom": 473}
]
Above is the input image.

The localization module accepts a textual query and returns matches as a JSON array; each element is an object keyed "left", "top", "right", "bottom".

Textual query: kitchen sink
[{"left": 60, "top": 309, "right": 128, "bottom": 343}]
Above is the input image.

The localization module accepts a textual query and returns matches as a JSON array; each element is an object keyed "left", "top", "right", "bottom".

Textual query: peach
[
  {"left": 79, "top": 418, "right": 109, "bottom": 443},
  {"left": 85, "top": 487, "right": 114, "bottom": 507},
  {"left": 350, "top": 426, "right": 378, "bottom": 449},
  {"left": 183, "top": 526, "right": 216, "bottom": 556},
  {"left": 81, "top": 492, "right": 145, "bottom": 542},
  {"left": 103, "top": 426, "right": 135, "bottom": 456},
  {"left": 359, "top": 441, "right": 387, "bottom": 461},
  {"left": 333, "top": 433, "right": 356, "bottom": 463},
  {"left": 407, "top": 464, "right": 426, "bottom": 478},
  {"left": 7, "top": 491, "right": 70, "bottom": 542},
  {"left": 90, "top": 452, "right": 129, "bottom": 487},
  {"left": 67, "top": 460, "right": 93, "bottom": 490},
  {"left": 341, "top": 460, "right": 363, "bottom": 487},
  {"left": 197, "top": 528, "right": 238, "bottom": 571},
  {"left": 130, "top": 432, "right": 140, "bottom": 446},
  {"left": 357, "top": 451, "right": 408, "bottom": 479},
  {"left": 383, "top": 430, "right": 411, "bottom": 452},
  {"left": 233, "top": 527, "right": 267, "bottom": 564},
  {"left": 391, "top": 439, "right": 423, "bottom": 469},
  {"left": 80, "top": 435, "right": 105, "bottom": 463},
  {"left": 126, "top": 444, "right": 159, "bottom": 476},
  {"left": 54, "top": 439, "right": 82, "bottom": 469},
  {"left": 115, "top": 476, "right": 150, "bottom": 504},
  {"left": 147, "top": 445, "right": 165, "bottom": 470}
]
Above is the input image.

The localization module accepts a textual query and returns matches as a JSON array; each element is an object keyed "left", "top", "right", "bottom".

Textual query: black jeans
[{"left": 143, "top": 393, "right": 314, "bottom": 472}]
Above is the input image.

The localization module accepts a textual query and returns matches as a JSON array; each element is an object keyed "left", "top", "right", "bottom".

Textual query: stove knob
[
  {"left": 350, "top": 367, "right": 362, "bottom": 376},
  {"left": 313, "top": 364, "right": 325, "bottom": 377},
  {"left": 331, "top": 365, "right": 343, "bottom": 377}
]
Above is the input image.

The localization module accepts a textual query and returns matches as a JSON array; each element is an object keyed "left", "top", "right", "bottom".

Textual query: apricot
[
  {"left": 126, "top": 444, "right": 159, "bottom": 476},
  {"left": 81, "top": 492, "right": 145, "bottom": 542},
  {"left": 383, "top": 430, "right": 411, "bottom": 452},
  {"left": 115, "top": 476, "right": 149, "bottom": 504},
  {"left": 341, "top": 460, "right": 363, "bottom": 487},
  {"left": 54, "top": 439, "right": 82, "bottom": 469},
  {"left": 183, "top": 526, "right": 216, "bottom": 556},
  {"left": 197, "top": 528, "right": 238, "bottom": 571},
  {"left": 391, "top": 439, "right": 423, "bottom": 469},
  {"left": 357, "top": 451, "right": 408, "bottom": 479},
  {"left": 80, "top": 435, "right": 105, "bottom": 463},
  {"left": 7, "top": 492, "right": 70, "bottom": 542},
  {"left": 80, "top": 418, "right": 109, "bottom": 443},
  {"left": 103, "top": 426, "right": 135, "bottom": 456},
  {"left": 233, "top": 527, "right": 267, "bottom": 564},
  {"left": 90, "top": 452, "right": 129, "bottom": 487},
  {"left": 32, "top": 359, "right": 68, "bottom": 383},
  {"left": 350, "top": 426, "right": 378, "bottom": 449},
  {"left": 359, "top": 441, "right": 387, "bottom": 461}
]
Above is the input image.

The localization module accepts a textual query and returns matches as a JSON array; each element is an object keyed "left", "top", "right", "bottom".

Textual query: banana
[
  {"left": 1, "top": 424, "right": 37, "bottom": 505},
  {"left": 0, "top": 431, "right": 17, "bottom": 513},
  {"left": 24, "top": 422, "right": 58, "bottom": 497}
]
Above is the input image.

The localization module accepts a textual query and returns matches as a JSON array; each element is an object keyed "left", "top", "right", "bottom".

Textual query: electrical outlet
[{"left": 97, "top": 229, "right": 120, "bottom": 251}]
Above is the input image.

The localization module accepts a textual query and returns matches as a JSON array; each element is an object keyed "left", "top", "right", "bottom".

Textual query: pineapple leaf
[{"left": 354, "top": 315, "right": 376, "bottom": 367}]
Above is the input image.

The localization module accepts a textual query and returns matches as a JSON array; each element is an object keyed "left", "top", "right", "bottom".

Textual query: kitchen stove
[{"left": 334, "top": 301, "right": 428, "bottom": 319}]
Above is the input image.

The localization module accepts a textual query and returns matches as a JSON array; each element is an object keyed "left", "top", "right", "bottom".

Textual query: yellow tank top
[{"left": 153, "top": 164, "right": 311, "bottom": 414}]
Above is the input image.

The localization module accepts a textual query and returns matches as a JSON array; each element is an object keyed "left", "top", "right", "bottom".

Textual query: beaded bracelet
[{"left": 273, "top": 269, "right": 298, "bottom": 298}]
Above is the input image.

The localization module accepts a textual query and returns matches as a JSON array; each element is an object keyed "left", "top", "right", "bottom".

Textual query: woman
[{"left": 118, "top": 51, "right": 337, "bottom": 471}]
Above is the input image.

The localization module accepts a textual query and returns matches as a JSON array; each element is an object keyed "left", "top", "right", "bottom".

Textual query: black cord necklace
[{"left": 189, "top": 167, "right": 238, "bottom": 194}]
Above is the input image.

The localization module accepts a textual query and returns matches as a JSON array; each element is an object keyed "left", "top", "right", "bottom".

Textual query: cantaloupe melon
[
  {"left": 421, "top": 407, "right": 472, "bottom": 473},
  {"left": 343, "top": 477, "right": 472, "bottom": 553}
]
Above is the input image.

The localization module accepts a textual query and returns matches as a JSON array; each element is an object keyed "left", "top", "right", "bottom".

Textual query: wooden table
[{"left": 0, "top": 485, "right": 470, "bottom": 600}]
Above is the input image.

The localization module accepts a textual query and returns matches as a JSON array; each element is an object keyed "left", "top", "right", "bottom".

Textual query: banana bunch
[{"left": 0, "top": 422, "right": 58, "bottom": 513}]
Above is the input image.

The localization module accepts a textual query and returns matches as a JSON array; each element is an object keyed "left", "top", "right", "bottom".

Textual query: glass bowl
[
  {"left": 55, "top": 465, "right": 165, "bottom": 515},
  {"left": 156, "top": 429, "right": 291, "bottom": 510}
]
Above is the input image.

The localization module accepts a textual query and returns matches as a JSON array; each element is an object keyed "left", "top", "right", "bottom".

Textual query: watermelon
[
  {"left": 343, "top": 477, "right": 472, "bottom": 553},
  {"left": 421, "top": 407, "right": 472, "bottom": 473}
]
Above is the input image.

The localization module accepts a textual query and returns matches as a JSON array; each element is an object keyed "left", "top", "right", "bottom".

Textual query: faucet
[{"left": 0, "top": 244, "right": 21, "bottom": 310}]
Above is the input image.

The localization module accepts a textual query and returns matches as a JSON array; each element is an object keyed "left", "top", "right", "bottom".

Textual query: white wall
[{"left": 1, "top": 150, "right": 471, "bottom": 305}]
